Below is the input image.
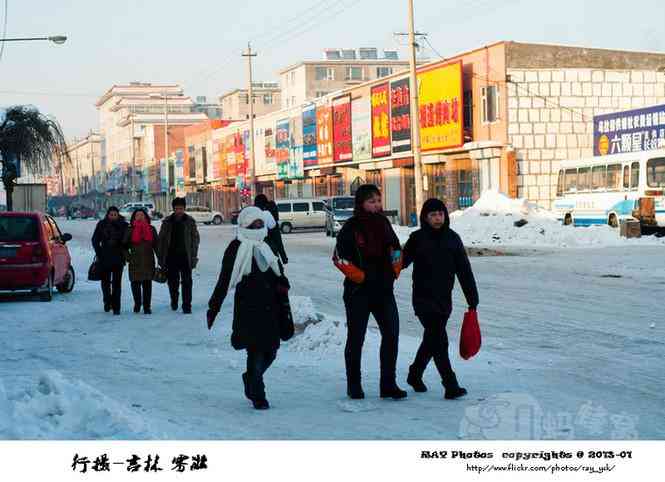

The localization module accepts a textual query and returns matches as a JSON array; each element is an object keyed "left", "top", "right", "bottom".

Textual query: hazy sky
[{"left": 1, "top": 0, "right": 664, "bottom": 141}]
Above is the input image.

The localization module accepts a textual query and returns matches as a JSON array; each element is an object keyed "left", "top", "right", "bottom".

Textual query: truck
[{"left": 11, "top": 183, "right": 48, "bottom": 213}]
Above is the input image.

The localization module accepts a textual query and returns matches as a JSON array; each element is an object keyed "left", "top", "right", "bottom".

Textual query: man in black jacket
[
  {"left": 157, "top": 197, "right": 200, "bottom": 314},
  {"left": 402, "top": 198, "right": 479, "bottom": 400}
]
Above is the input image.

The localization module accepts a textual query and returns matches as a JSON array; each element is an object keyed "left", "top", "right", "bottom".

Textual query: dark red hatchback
[{"left": 0, "top": 212, "right": 75, "bottom": 301}]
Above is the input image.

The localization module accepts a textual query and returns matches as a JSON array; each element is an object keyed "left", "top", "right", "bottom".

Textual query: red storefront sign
[
  {"left": 332, "top": 95, "right": 352, "bottom": 163},
  {"left": 371, "top": 82, "right": 391, "bottom": 158}
]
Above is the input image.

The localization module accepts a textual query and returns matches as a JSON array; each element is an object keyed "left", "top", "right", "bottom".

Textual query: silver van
[{"left": 275, "top": 198, "right": 327, "bottom": 234}]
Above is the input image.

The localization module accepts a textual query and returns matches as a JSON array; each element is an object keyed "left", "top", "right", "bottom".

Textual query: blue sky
[{"left": 0, "top": 0, "right": 664, "bottom": 139}]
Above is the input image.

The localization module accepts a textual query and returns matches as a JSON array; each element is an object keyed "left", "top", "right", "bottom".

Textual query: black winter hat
[
  {"left": 420, "top": 198, "right": 450, "bottom": 230},
  {"left": 172, "top": 197, "right": 186, "bottom": 209},
  {"left": 254, "top": 194, "right": 269, "bottom": 210}
]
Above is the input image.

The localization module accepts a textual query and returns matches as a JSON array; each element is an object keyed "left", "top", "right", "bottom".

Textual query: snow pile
[
  {"left": 0, "top": 371, "right": 152, "bottom": 439},
  {"left": 287, "top": 316, "right": 347, "bottom": 356},
  {"left": 395, "top": 191, "right": 665, "bottom": 249},
  {"left": 289, "top": 296, "right": 323, "bottom": 332}
]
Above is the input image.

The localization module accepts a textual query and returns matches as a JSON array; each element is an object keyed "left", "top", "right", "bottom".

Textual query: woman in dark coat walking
[
  {"left": 123, "top": 208, "right": 159, "bottom": 314},
  {"left": 91, "top": 206, "right": 129, "bottom": 315},
  {"left": 402, "top": 198, "right": 479, "bottom": 400},
  {"left": 206, "top": 206, "right": 289, "bottom": 410},
  {"left": 334, "top": 184, "right": 406, "bottom": 400},
  {"left": 254, "top": 194, "right": 288, "bottom": 265}
]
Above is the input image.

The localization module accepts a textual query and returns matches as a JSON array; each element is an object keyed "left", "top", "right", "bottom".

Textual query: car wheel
[
  {"left": 56, "top": 265, "right": 75, "bottom": 293},
  {"left": 40, "top": 272, "right": 54, "bottom": 302},
  {"left": 281, "top": 223, "right": 293, "bottom": 234},
  {"left": 212, "top": 215, "right": 223, "bottom": 225}
]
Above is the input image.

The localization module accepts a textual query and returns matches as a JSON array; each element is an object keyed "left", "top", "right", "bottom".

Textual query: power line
[{"left": 0, "top": 89, "right": 98, "bottom": 98}]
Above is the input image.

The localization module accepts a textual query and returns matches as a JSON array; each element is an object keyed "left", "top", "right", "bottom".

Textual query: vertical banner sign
[
  {"left": 390, "top": 77, "right": 411, "bottom": 154},
  {"left": 159, "top": 158, "right": 168, "bottom": 193},
  {"left": 264, "top": 127, "right": 275, "bottom": 165},
  {"left": 316, "top": 104, "right": 333, "bottom": 164},
  {"left": 187, "top": 145, "right": 196, "bottom": 181},
  {"left": 149, "top": 163, "right": 158, "bottom": 194},
  {"left": 206, "top": 140, "right": 214, "bottom": 181},
  {"left": 352, "top": 92, "right": 371, "bottom": 161},
  {"left": 593, "top": 104, "right": 665, "bottom": 155},
  {"left": 234, "top": 131, "right": 244, "bottom": 177},
  {"left": 226, "top": 135, "right": 237, "bottom": 178},
  {"left": 241, "top": 129, "right": 250, "bottom": 177},
  {"left": 195, "top": 146, "right": 204, "bottom": 184},
  {"left": 302, "top": 105, "right": 318, "bottom": 167},
  {"left": 289, "top": 115, "right": 304, "bottom": 179},
  {"left": 211, "top": 140, "right": 220, "bottom": 180},
  {"left": 276, "top": 119, "right": 290, "bottom": 180},
  {"left": 175, "top": 149, "right": 185, "bottom": 196},
  {"left": 218, "top": 138, "right": 228, "bottom": 180},
  {"left": 371, "top": 82, "right": 391, "bottom": 158},
  {"left": 418, "top": 60, "right": 464, "bottom": 151},
  {"left": 333, "top": 95, "right": 352, "bottom": 162}
]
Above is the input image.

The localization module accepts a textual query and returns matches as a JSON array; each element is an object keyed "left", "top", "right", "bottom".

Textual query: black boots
[
  {"left": 133, "top": 304, "right": 141, "bottom": 313},
  {"left": 104, "top": 302, "right": 111, "bottom": 313},
  {"left": 170, "top": 300, "right": 178, "bottom": 311},
  {"left": 144, "top": 307, "right": 152, "bottom": 315},
  {"left": 444, "top": 386, "right": 468, "bottom": 400},
  {"left": 252, "top": 398, "right": 270, "bottom": 410},
  {"left": 346, "top": 381, "right": 365, "bottom": 400},
  {"left": 380, "top": 385, "right": 408, "bottom": 400},
  {"left": 406, "top": 368, "right": 428, "bottom": 393}
]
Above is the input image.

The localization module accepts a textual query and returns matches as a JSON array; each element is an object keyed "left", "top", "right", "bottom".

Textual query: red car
[{"left": 0, "top": 212, "right": 75, "bottom": 301}]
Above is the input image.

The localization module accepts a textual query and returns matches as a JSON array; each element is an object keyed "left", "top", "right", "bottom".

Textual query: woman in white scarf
[{"left": 206, "top": 206, "right": 288, "bottom": 410}]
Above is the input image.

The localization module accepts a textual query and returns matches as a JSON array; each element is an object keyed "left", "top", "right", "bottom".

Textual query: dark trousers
[
  {"left": 410, "top": 312, "right": 459, "bottom": 389},
  {"left": 343, "top": 289, "right": 400, "bottom": 388},
  {"left": 100, "top": 266, "right": 123, "bottom": 311},
  {"left": 244, "top": 349, "right": 277, "bottom": 400},
  {"left": 166, "top": 256, "right": 192, "bottom": 309},
  {"left": 130, "top": 281, "right": 152, "bottom": 309}
]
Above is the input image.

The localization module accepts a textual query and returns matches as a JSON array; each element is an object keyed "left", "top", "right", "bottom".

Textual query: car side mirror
[{"left": 61, "top": 233, "right": 72, "bottom": 243}]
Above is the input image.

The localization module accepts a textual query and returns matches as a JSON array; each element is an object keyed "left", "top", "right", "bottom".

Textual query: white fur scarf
[{"left": 228, "top": 226, "right": 281, "bottom": 289}]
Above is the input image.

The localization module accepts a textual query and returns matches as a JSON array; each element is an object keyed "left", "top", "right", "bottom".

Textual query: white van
[{"left": 275, "top": 198, "right": 327, "bottom": 234}]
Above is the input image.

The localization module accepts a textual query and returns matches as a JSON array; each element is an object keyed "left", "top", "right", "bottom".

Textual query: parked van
[{"left": 275, "top": 198, "right": 327, "bottom": 234}]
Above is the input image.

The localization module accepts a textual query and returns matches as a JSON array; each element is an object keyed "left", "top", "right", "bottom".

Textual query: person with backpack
[
  {"left": 91, "top": 206, "right": 129, "bottom": 315},
  {"left": 334, "top": 184, "right": 406, "bottom": 400},
  {"left": 401, "top": 198, "right": 479, "bottom": 400},
  {"left": 206, "top": 206, "right": 291, "bottom": 410},
  {"left": 157, "top": 197, "right": 200, "bottom": 314},
  {"left": 123, "top": 208, "right": 159, "bottom": 315}
]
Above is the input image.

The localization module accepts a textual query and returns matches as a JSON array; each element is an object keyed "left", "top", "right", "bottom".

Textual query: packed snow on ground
[
  {"left": 1, "top": 219, "right": 664, "bottom": 440},
  {"left": 394, "top": 190, "right": 665, "bottom": 249}
]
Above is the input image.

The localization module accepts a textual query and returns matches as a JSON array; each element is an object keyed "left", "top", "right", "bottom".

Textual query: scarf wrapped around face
[
  {"left": 131, "top": 219, "right": 153, "bottom": 244},
  {"left": 228, "top": 207, "right": 281, "bottom": 289}
]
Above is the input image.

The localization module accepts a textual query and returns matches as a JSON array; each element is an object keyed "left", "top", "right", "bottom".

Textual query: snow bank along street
[{"left": 1, "top": 200, "right": 664, "bottom": 439}]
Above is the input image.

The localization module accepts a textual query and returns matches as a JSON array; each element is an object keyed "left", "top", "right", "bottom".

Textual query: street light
[{"left": 0, "top": 35, "right": 67, "bottom": 44}]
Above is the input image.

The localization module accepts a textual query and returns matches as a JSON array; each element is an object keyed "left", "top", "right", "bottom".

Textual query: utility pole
[
  {"left": 164, "top": 92, "right": 170, "bottom": 203},
  {"left": 407, "top": 0, "right": 424, "bottom": 225},
  {"left": 242, "top": 42, "right": 257, "bottom": 199},
  {"left": 130, "top": 112, "right": 136, "bottom": 199}
]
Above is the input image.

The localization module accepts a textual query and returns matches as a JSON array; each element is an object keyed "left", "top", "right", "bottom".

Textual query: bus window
[
  {"left": 578, "top": 167, "right": 590, "bottom": 191},
  {"left": 623, "top": 166, "right": 630, "bottom": 189},
  {"left": 631, "top": 161, "right": 640, "bottom": 189},
  {"left": 607, "top": 164, "right": 622, "bottom": 190},
  {"left": 647, "top": 157, "right": 665, "bottom": 188},
  {"left": 592, "top": 165, "right": 607, "bottom": 191},
  {"left": 556, "top": 170, "right": 564, "bottom": 197},
  {"left": 564, "top": 169, "right": 578, "bottom": 192}
]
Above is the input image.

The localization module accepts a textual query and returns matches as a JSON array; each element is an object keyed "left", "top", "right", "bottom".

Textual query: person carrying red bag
[{"left": 402, "top": 198, "right": 479, "bottom": 400}]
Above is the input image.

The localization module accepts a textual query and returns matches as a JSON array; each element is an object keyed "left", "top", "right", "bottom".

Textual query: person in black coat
[
  {"left": 402, "top": 198, "right": 479, "bottom": 400},
  {"left": 206, "top": 206, "right": 289, "bottom": 410},
  {"left": 254, "top": 194, "right": 288, "bottom": 265},
  {"left": 91, "top": 206, "right": 129, "bottom": 315},
  {"left": 334, "top": 184, "right": 407, "bottom": 400}
]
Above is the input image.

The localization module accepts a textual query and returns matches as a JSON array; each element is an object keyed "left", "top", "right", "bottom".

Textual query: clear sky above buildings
[{"left": 1, "top": 0, "right": 664, "bottom": 140}]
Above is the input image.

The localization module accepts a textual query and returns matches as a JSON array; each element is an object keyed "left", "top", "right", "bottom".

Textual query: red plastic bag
[{"left": 460, "top": 309, "right": 481, "bottom": 360}]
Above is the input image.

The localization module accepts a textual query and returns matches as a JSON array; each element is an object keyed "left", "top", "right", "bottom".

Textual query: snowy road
[{"left": 1, "top": 219, "right": 664, "bottom": 439}]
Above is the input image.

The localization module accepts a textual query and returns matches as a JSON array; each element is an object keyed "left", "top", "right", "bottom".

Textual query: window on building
[
  {"left": 263, "top": 93, "right": 273, "bottom": 104},
  {"left": 376, "top": 67, "right": 393, "bottom": 78},
  {"left": 556, "top": 170, "right": 564, "bottom": 197},
  {"left": 578, "top": 167, "right": 590, "bottom": 191},
  {"left": 290, "top": 71, "right": 296, "bottom": 85},
  {"left": 315, "top": 67, "right": 334, "bottom": 81},
  {"left": 458, "top": 170, "right": 474, "bottom": 208},
  {"left": 481, "top": 85, "right": 500, "bottom": 123},
  {"left": 463, "top": 91, "right": 473, "bottom": 136},
  {"left": 631, "top": 161, "right": 640, "bottom": 189},
  {"left": 623, "top": 165, "right": 630, "bottom": 189},
  {"left": 647, "top": 157, "right": 665, "bottom": 188},
  {"left": 592, "top": 165, "right": 607, "bottom": 190},
  {"left": 291, "top": 96, "right": 296, "bottom": 106},
  {"left": 346, "top": 66, "right": 363, "bottom": 81}
]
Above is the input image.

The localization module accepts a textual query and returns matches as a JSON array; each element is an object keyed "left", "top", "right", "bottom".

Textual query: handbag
[
  {"left": 276, "top": 276, "right": 294, "bottom": 341},
  {"left": 153, "top": 266, "right": 168, "bottom": 284},
  {"left": 459, "top": 309, "right": 481, "bottom": 360},
  {"left": 87, "top": 257, "right": 101, "bottom": 281}
]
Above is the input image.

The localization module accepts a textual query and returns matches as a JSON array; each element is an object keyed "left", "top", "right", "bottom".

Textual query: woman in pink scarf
[{"left": 124, "top": 209, "right": 159, "bottom": 314}]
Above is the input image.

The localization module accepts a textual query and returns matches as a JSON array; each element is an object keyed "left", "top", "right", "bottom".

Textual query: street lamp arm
[{"left": 0, "top": 35, "right": 67, "bottom": 44}]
